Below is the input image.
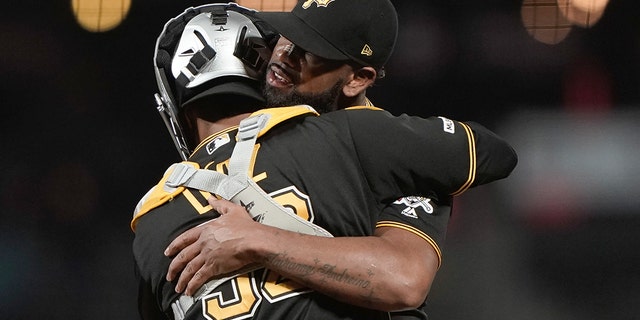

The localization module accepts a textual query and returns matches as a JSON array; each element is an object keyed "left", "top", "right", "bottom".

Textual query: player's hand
[{"left": 164, "top": 198, "right": 261, "bottom": 296}]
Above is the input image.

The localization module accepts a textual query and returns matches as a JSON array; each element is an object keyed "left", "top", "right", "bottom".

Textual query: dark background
[{"left": 1, "top": 0, "right": 638, "bottom": 319}]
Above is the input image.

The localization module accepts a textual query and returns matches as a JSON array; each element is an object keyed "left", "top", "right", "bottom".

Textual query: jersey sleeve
[
  {"left": 344, "top": 109, "right": 517, "bottom": 200},
  {"left": 465, "top": 121, "right": 519, "bottom": 187},
  {"left": 376, "top": 195, "right": 451, "bottom": 268}
]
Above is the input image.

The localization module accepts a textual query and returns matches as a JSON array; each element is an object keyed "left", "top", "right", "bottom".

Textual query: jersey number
[
  {"left": 203, "top": 270, "right": 310, "bottom": 320},
  {"left": 187, "top": 186, "right": 314, "bottom": 320}
]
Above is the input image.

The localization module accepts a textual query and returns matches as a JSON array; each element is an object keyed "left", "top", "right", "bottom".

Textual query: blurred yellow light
[
  {"left": 521, "top": 0, "right": 572, "bottom": 45},
  {"left": 235, "top": 0, "right": 297, "bottom": 11},
  {"left": 72, "top": 0, "right": 131, "bottom": 32},
  {"left": 557, "top": 0, "right": 608, "bottom": 28}
]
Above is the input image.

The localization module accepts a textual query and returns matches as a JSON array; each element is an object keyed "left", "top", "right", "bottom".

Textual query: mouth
[{"left": 266, "top": 64, "right": 294, "bottom": 88}]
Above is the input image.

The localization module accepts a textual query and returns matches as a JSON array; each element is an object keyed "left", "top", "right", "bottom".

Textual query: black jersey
[{"left": 132, "top": 106, "right": 517, "bottom": 319}]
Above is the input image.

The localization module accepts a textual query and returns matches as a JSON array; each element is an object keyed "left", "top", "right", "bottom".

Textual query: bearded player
[{"left": 132, "top": 3, "right": 517, "bottom": 320}]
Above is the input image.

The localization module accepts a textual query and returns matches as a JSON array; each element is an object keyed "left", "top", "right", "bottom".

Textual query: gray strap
[
  {"left": 167, "top": 113, "right": 332, "bottom": 319},
  {"left": 171, "top": 267, "right": 259, "bottom": 320},
  {"left": 166, "top": 167, "right": 333, "bottom": 320},
  {"left": 166, "top": 113, "right": 269, "bottom": 198},
  {"left": 166, "top": 163, "right": 247, "bottom": 200},
  {"left": 228, "top": 114, "right": 270, "bottom": 176},
  {"left": 234, "top": 178, "right": 332, "bottom": 237},
  {"left": 165, "top": 162, "right": 332, "bottom": 237},
  {"left": 170, "top": 295, "right": 189, "bottom": 320}
]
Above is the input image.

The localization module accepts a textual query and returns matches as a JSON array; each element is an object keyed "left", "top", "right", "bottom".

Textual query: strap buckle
[{"left": 166, "top": 163, "right": 197, "bottom": 188}]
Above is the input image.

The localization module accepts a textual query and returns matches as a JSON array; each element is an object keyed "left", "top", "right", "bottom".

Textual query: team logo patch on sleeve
[{"left": 393, "top": 196, "right": 434, "bottom": 218}]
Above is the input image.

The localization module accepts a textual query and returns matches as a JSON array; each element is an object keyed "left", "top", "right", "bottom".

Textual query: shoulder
[
  {"left": 322, "top": 106, "right": 394, "bottom": 127},
  {"left": 331, "top": 107, "right": 453, "bottom": 135}
]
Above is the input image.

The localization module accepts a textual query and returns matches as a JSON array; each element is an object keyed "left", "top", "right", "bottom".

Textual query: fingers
[
  {"left": 165, "top": 225, "right": 210, "bottom": 281},
  {"left": 166, "top": 240, "right": 200, "bottom": 282},
  {"left": 167, "top": 198, "right": 251, "bottom": 296},
  {"left": 165, "top": 226, "right": 201, "bottom": 257},
  {"left": 208, "top": 198, "right": 253, "bottom": 218},
  {"left": 208, "top": 197, "right": 232, "bottom": 214},
  {"left": 183, "top": 264, "right": 213, "bottom": 296},
  {"left": 173, "top": 247, "right": 217, "bottom": 296},
  {"left": 175, "top": 255, "right": 208, "bottom": 295}
]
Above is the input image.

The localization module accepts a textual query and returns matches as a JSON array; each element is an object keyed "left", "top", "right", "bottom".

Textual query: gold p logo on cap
[{"left": 302, "top": 0, "right": 336, "bottom": 9}]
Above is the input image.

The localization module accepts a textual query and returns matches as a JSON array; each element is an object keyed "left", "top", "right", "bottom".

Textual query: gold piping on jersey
[
  {"left": 343, "top": 97, "right": 380, "bottom": 110},
  {"left": 450, "top": 122, "right": 476, "bottom": 196},
  {"left": 131, "top": 107, "right": 318, "bottom": 232},
  {"left": 191, "top": 106, "right": 319, "bottom": 155},
  {"left": 344, "top": 105, "right": 383, "bottom": 111},
  {"left": 250, "top": 105, "right": 319, "bottom": 137},
  {"left": 364, "top": 96, "right": 374, "bottom": 107},
  {"left": 376, "top": 220, "right": 442, "bottom": 269}
]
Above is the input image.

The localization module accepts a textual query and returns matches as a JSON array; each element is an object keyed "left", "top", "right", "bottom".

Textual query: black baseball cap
[{"left": 255, "top": 0, "right": 398, "bottom": 69}]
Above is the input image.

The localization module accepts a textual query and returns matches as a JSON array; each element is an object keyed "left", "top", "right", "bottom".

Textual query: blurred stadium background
[{"left": 1, "top": 0, "right": 638, "bottom": 318}]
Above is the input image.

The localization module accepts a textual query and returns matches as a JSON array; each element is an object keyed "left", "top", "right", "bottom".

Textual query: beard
[{"left": 262, "top": 80, "right": 345, "bottom": 114}]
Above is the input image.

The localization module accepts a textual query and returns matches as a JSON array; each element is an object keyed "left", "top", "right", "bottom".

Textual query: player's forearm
[
  {"left": 249, "top": 227, "right": 434, "bottom": 311},
  {"left": 165, "top": 199, "right": 437, "bottom": 310}
]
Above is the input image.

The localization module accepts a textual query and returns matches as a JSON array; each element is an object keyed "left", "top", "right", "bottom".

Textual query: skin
[
  {"left": 166, "top": 198, "right": 438, "bottom": 311},
  {"left": 263, "top": 37, "right": 376, "bottom": 112},
  {"left": 164, "top": 36, "right": 441, "bottom": 311}
]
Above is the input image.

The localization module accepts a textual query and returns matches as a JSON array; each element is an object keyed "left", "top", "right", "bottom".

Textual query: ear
[{"left": 342, "top": 66, "right": 377, "bottom": 97}]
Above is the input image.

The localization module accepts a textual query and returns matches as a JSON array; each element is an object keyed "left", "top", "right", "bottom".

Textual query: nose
[{"left": 274, "top": 37, "right": 301, "bottom": 66}]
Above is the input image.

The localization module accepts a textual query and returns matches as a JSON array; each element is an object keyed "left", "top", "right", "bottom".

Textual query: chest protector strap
[
  {"left": 165, "top": 114, "right": 332, "bottom": 237},
  {"left": 165, "top": 114, "right": 332, "bottom": 319}
]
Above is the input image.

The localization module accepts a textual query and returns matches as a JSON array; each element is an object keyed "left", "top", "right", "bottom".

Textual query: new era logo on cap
[
  {"left": 361, "top": 44, "right": 373, "bottom": 57},
  {"left": 300, "top": 0, "right": 374, "bottom": 59}
]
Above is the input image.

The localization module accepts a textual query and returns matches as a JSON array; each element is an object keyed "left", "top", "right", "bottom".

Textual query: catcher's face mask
[{"left": 153, "top": 3, "right": 275, "bottom": 159}]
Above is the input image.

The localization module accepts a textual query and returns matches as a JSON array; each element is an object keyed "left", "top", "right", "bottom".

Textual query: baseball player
[{"left": 132, "top": 3, "right": 517, "bottom": 320}]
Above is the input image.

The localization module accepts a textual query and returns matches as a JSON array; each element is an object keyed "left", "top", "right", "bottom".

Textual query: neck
[
  {"left": 195, "top": 112, "right": 252, "bottom": 142},
  {"left": 338, "top": 92, "right": 370, "bottom": 109},
  {"left": 352, "top": 94, "right": 370, "bottom": 106}
]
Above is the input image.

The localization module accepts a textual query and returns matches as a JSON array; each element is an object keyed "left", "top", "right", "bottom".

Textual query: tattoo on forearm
[
  {"left": 266, "top": 252, "right": 372, "bottom": 289},
  {"left": 267, "top": 252, "right": 316, "bottom": 277},
  {"left": 318, "top": 264, "right": 370, "bottom": 288}
]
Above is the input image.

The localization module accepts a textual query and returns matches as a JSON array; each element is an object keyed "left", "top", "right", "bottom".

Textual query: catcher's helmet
[{"left": 153, "top": 3, "right": 275, "bottom": 159}]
